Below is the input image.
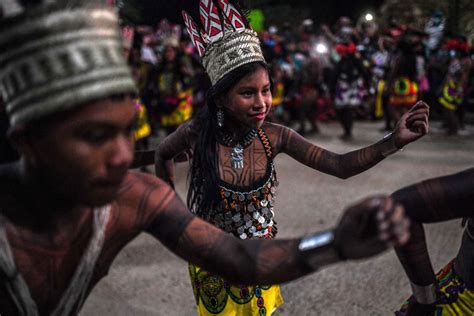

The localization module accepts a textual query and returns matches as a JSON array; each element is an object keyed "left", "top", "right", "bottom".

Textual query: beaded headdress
[
  {"left": 0, "top": 0, "right": 136, "bottom": 126},
  {"left": 182, "top": 0, "right": 266, "bottom": 85}
]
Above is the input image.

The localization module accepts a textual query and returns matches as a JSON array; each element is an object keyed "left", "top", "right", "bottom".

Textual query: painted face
[
  {"left": 27, "top": 96, "right": 136, "bottom": 206},
  {"left": 223, "top": 66, "right": 272, "bottom": 129}
]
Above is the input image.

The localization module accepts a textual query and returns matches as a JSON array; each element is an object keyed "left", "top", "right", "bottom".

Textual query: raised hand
[
  {"left": 334, "top": 196, "right": 410, "bottom": 260},
  {"left": 393, "top": 101, "right": 430, "bottom": 148}
]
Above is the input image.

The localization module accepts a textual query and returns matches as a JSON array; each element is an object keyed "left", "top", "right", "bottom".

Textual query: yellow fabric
[
  {"left": 375, "top": 80, "right": 385, "bottom": 118},
  {"left": 439, "top": 80, "right": 463, "bottom": 111},
  {"left": 160, "top": 89, "right": 193, "bottom": 127},
  {"left": 133, "top": 99, "right": 151, "bottom": 140},
  {"left": 189, "top": 263, "right": 284, "bottom": 316},
  {"left": 272, "top": 82, "right": 284, "bottom": 106},
  {"left": 398, "top": 260, "right": 474, "bottom": 315},
  {"left": 434, "top": 261, "right": 474, "bottom": 315}
]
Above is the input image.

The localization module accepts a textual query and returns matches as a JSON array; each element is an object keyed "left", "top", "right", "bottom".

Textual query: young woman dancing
[{"left": 136, "top": 1, "right": 429, "bottom": 314}]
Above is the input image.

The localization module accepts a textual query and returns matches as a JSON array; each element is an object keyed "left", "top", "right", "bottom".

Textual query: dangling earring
[{"left": 217, "top": 109, "right": 224, "bottom": 127}]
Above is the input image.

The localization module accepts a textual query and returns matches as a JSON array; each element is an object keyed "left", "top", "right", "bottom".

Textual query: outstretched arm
[
  {"left": 144, "top": 181, "right": 409, "bottom": 285},
  {"left": 391, "top": 168, "right": 474, "bottom": 305},
  {"left": 278, "top": 102, "right": 429, "bottom": 179}
]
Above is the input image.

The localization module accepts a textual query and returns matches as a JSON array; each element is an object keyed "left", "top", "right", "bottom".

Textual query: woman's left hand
[{"left": 393, "top": 101, "right": 430, "bottom": 148}]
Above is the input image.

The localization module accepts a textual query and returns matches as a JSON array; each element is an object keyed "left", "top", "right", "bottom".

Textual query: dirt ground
[{"left": 81, "top": 121, "right": 474, "bottom": 315}]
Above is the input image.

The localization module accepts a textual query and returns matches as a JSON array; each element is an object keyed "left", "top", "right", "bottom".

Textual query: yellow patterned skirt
[
  {"left": 397, "top": 260, "right": 474, "bottom": 315},
  {"left": 189, "top": 263, "right": 284, "bottom": 315},
  {"left": 160, "top": 89, "right": 193, "bottom": 127},
  {"left": 438, "top": 80, "right": 464, "bottom": 111}
]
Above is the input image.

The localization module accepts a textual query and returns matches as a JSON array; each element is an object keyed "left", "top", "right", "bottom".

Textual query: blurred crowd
[
  {"left": 126, "top": 10, "right": 473, "bottom": 147},
  {"left": 2, "top": 10, "right": 473, "bottom": 161}
]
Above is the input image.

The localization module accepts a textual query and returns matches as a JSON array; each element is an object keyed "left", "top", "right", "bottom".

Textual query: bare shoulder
[
  {"left": 117, "top": 171, "right": 175, "bottom": 207},
  {"left": 115, "top": 171, "right": 195, "bottom": 249},
  {"left": 159, "top": 119, "right": 198, "bottom": 155},
  {"left": 261, "top": 121, "right": 295, "bottom": 154},
  {"left": 176, "top": 118, "right": 198, "bottom": 139}
]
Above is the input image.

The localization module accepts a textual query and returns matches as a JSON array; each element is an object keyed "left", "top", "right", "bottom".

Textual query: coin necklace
[{"left": 218, "top": 128, "right": 258, "bottom": 169}]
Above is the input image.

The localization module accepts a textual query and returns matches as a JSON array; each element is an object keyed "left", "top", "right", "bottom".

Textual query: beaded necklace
[{"left": 217, "top": 128, "right": 258, "bottom": 169}]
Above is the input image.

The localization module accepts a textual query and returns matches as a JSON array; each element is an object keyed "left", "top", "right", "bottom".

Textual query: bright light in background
[
  {"left": 365, "top": 13, "right": 374, "bottom": 21},
  {"left": 315, "top": 43, "right": 328, "bottom": 54}
]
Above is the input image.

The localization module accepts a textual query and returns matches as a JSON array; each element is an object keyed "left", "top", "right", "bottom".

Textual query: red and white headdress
[{"left": 182, "top": 0, "right": 266, "bottom": 85}]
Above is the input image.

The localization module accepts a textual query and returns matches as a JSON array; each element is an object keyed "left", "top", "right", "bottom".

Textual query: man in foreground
[{"left": 0, "top": 1, "right": 409, "bottom": 315}]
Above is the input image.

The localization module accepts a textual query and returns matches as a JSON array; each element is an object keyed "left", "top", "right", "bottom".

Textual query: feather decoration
[
  {"left": 216, "top": 0, "right": 246, "bottom": 32},
  {"left": 199, "top": 0, "right": 223, "bottom": 42},
  {"left": 182, "top": 10, "right": 206, "bottom": 57}
]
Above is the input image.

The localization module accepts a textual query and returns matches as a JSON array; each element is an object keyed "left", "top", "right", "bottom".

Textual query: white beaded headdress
[
  {"left": 182, "top": 0, "right": 266, "bottom": 86},
  {"left": 0, "top": 0, "right": 137, "bottom": 126}
]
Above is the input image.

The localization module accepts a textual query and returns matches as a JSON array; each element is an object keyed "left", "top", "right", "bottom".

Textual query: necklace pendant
[{"left": 231, "top": 144, "right": 244, "bottom": 169}]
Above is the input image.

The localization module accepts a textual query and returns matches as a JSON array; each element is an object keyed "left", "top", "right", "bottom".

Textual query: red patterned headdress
[{"left": 182, "top": 0, "right": 266, "bottom": 85}]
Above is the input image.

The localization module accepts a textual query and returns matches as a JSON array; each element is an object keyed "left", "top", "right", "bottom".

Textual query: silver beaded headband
[
  {"left": 182, "top": 0, "right": 266, "bottom": 85},
  {"left": 0, "top": 1, "right": 137, "bottom": 126}
]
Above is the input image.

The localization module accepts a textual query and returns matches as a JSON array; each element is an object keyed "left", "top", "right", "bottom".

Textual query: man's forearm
[
  {"left": 392, "top": 168, "right": 474, "bottom": 302},
  {"left": 152, "top": 193, "right": 406, "bottom": 286},
  {"left": 147, "top": 197, "right": 318, "bottom": 285},
  {"left": 173, "top": 217, "right": 328, "bottom": 285},
  {"left": 392, "top": 168, "right": 474, "bottom": 222},
  {"left": 395, "top": 222, "right": 436, "bottom": 286}
]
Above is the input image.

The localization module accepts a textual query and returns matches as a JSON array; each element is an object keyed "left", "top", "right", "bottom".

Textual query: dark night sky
[{"left": 137, "top": 0, "right": 385, "bottom": 26}]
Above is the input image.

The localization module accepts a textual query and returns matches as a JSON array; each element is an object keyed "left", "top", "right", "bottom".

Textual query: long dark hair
[{"left": 187, "top": 61, "right": 270, "bottom": 217}]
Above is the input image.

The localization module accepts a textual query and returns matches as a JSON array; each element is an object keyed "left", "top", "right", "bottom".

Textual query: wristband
[
  {"left": 298, "top": 230, "right": 341, "bottom": 270},
  {"left": 378, "top": 132, "right": 401, "bottom": 157},
  {"left": 410, "top": 282, "right": 437, "bottom": 305}
]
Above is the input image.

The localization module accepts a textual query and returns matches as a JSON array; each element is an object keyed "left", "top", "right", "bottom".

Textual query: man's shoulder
[
  {"left": 118, "top": 171, "right": 170, "bottom": 194},
  {"left": 115, "top": 171, "right": 175, "bottom": 207},
  {"left": 109, "top": 171, "right": 178, "bottom": 229}
]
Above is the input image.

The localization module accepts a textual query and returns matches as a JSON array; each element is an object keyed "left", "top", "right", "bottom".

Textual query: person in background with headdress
[
  {"left": 321, "top": 16, "right": 359, "bottom": 47},
  {"left": 134, "top": 1, "right": 429, "bottom": 315},
  {"left": 332, "top": 40, "right": 369, "bottom": 140},
  {"left": 370, "top": 35, "right": 393, "bottom": 129},
  {"left": 385, "top": 31, "right": 421, "bottom": 123},
  {"left": 145, "top": 35, "right": 194, "bottom": 135},
  {"left": 0, "top": 1, "right": 413, "bottom": 314},
  {"left": 126, "top": 31, "right": 153, "bottom": 152},
  {"left": 437, "top": 36, "right": 472, "bottom": 136}
]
